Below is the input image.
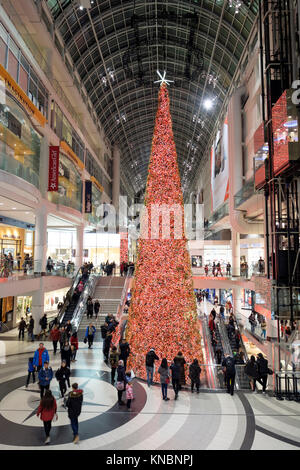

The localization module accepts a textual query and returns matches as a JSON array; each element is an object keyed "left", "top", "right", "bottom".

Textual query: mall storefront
[{"left": 0, "top": 225, "right": 34, "bottom": 269}]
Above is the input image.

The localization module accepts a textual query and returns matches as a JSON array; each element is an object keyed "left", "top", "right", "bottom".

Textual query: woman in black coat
[
  {"left": 189, "top": 359, "right": 202, "bottom": 393},
  {"left": 116, "top": 360, "right": 126, "bottom": 405},
  {"left": 61, "top": 341, "right": 72, "bottom": 368},
  {"left": 244, "top": 355, "right": 260, "bottom": 391},
  {"left": 174, "top": 351, "right": 186, "bottom": 388}
]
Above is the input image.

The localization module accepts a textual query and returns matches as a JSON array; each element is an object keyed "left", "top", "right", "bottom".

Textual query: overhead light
[
  {"left": 12, "top": 207, "right": 16, "bottom": 210},
  {"left": 79, "top": 5, "right": 84, "bottom": 10},
  {"left": 25, "top": 212, "right": 30, "bottom": 214},
  {"left": 204, "top": 98, "right": 214, "bottom": 110},
  {"left": 0, "top": 203, "right": 3, "bottom": 206}
]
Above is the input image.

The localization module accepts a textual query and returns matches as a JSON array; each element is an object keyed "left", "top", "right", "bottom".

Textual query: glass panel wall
[{"left": 0, "top": 91, "right": 41, "bottom": 188}]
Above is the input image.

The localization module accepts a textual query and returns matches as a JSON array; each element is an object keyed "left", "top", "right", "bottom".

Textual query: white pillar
[
  {"left": 112, "top": 145, "right": 120, "bottom": 209},
  {"left": 231, "top": 228, "right": 240, "bottom": 277},
  {"left": 31, "top": 287, "right": 44, "bottom": 335},
  {"left": 75, "top": 224, "right": 84, "bottom": 269},
  {"left": 232, "top": 287, "right": 242, "bottom": 315},
  {"left": 34, "top": 205, "right": 48, "bottom": 274}
]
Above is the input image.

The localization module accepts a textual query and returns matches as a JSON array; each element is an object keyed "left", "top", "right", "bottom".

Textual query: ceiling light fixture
[{"left": 204, "top": 98, "right": 214, "bottom": 110}]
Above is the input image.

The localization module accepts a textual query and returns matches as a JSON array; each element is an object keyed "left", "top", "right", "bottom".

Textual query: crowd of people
[{"left": 120, "top": 261, "right": 135, "bottom": 276}]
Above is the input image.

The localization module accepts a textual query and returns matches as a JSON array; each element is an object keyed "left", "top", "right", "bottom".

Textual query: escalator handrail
[
  {"left": 201, "top": 315, "right": 218, "bottom": 389},
  {"left": 56, "top": 268, "right": 83, "bottom": 325},
  {"left": 71, "top": 274, "right": 99, "bottom": 332}
]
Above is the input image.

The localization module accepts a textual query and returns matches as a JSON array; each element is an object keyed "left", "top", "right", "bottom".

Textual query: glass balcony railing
[
  {"left": 207, "top": 203, "right": 229, "bottom": 228},
  {"left": 234, "top": 177, "right": 255, "bottom": 208},
  {"left": 48, "top": 191, "right": 82, "bottom": 212},
  {"left": 0, "top": 148, "right": 40, "bottom": 188}
]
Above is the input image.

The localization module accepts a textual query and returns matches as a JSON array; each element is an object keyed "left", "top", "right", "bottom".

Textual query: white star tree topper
[{"left": 154, "top": 70, "right": 174, "bottom": 86}]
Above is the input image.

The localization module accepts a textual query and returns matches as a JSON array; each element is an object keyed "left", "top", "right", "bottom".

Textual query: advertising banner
[
  {"left": 85, "top": 180, "right": 92, "bottom": 213},
  {"left": 48, "top": 146, "right": 59, "bottom": 191},
  {"left": 211, "top": 117, "right": 229, "bottom": 211}
]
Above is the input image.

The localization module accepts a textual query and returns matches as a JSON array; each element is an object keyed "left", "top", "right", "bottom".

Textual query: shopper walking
[
  {"left": 103, "top": 330, "right": 112, "bottom": 363},
  {"left": 55, "top": 360, "right": 70, "bottom": 398},
  {"left": 116, "top": 360, "right": 126, "bottom": 405},
  {"left": 18, "top": 317, "right": 27, "bottom": 340},
  {"left": 65, "top": 383, "right": 83, "bottom": 444},
  {"left": 145, "top": 348, "right": 159, "bottom": 387},
  {"left": 26, "top": 357, "right": 36, "bottom": 387},
  {"left": 119, "top": 338, "right": 130, "bottom": 370},
  {"left": 85, "top": 323, "right": 96, "bottom": 349},
  {"left": 36, "top": 390, "right": 57, "bottom": 445},
  {"left": 222, "top": 354, "right": 236, "bottom": 396},
  {"left": 189, "top": 359, "right": 202, "bottom": 393},
  {"left": 87, "top": 297, "right": 93, "bottom": 319},
  {"left": 244, "top": 355, "right": 260, "bottom": 392},
  {"left": 109, "top": 346, "right": 119, "bottom": 385},
  {"left": 61, "top": 341, "right": 72, "bottom": 368},
  {"left": 27, "top": 316, "right": 35, "bottom": 342},
  {"left": 257, "top": 353, "right": 269, "bottom": 394},
  {"left": 38, "top": 361, "right": 53, "bottom": 399},
  {"left": 50, "top": 325, "right": 61, "bottom": 355},
  {"left": 70, "top": 331, "right": 79, "bottom": 361},
  {"left": 94, "top": 299, "right": 100, "bottom": 319},
  {"left": 158, "top": 358, "right": 170, "bottom": 401},
  {"left": 38, "top": 314, "right": 48, "bottom": 340},
  {"left": 174, "top": 351, "right": 186, "bottom": 390},
  {"left": 33, "top": 343, "right": 50, "bottom": 372},
  {"left": 125, "top": 377, "right": 134, "bottom": 411},
  {"left": 170, "top": 360, "right": 180, "bottom": 400}
]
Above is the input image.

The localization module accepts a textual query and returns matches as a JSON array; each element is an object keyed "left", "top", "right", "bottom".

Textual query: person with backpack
[
  {"left": 36, "top": 390, "right": 57, "bottom": 445},
  {"left": 38, "top": 314, "right": 48, "bottom": 340},
  {"left": 109, "top": 346, "right": 119, "bottom": 384},
  {"left": 222, "top": 354, "right": 236, "bottom": 395},
  {"left": 26, "top": 357, "right": 35, "bottom": 387},
  {"left": 244, "top": 355, "right": 260, "bottom": 392},
  {"left": 38, "top": 361, "right": 53, "bottom": 399},
  {"left": 189, "top": 359, "right": 202, "bottom": 393},
  {"left": 18, "top": 317, "right": 27, "bottom": 340},
  {"left": 145, "top": 348, "right": 159, "bottom": 387},
  {"left": 257, "top": 353, "right": 269, "bottom": 394},
  {"left": 158, "top": 358, "right": 170, "bottom": 401},
  {"left": 65, "top": 383, "right": 83, "bottom": 444},
  {"left": 55, "top": 360, "right": 70, "bottom": 398}
]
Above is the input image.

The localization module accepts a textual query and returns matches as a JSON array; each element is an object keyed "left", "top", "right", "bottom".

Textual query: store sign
[
  {"left": 48, "top": 146, "right": 59, "bottom": 191},
  {"left": 85, "top": 180, "right": 92, "bottom": 213}
]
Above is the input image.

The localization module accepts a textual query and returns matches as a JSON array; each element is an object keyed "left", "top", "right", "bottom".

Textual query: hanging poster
[
  {"left": 48, "top": 146, "right": 59, "bottom": 191},
  {"left": 211, "top": 117, "right": 229, "bottom": 211},
  {"left": 85, "top": 180, "right": 92, "bottom": 213}
]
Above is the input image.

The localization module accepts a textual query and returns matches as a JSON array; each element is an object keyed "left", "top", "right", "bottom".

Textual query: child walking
[
  {"left": 26, "top": 357, "right": 36, "bottom": 387},
  {"left": 125, "top": 372, "right": 134, "bottom": 410}
]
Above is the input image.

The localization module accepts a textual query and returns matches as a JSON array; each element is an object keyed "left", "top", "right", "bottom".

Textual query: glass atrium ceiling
[{"left": 46, "top": 0, "right": 258, "bottom": 196}]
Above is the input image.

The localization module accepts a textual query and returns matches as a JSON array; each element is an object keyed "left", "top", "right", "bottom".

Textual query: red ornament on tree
[{"left": 126, "top": 83, "right": 203, "bottom": 380}]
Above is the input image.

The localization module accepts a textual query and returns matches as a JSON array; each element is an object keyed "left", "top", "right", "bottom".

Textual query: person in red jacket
[
  {"left": 70, "top": 331, "right": 79, "bottom": 361},
  {"left": 36, "top": 390, "right": 57, "bottom": 445},
  {"left": 50, "top": 325, "right": 61, "bottom": 355}
]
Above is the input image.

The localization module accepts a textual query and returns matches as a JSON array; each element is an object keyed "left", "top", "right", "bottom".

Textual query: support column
[
  {"left": 75, "top": 224, "right": 84, "bottom": 270},
  {"left": 231, "top": 228, "right": 240, "bottom": 277},
  {"left": 33, "top": 205, "right": 48, "bottom": 274},
  {"left": 112, "top": 145, "right": 120, "bottom": 210},
  {"left": 232, "top": 287, "right": 242, "bottom": 315},
  {"left": 31, "top": 287, "right": 44, "bottom": 335}
]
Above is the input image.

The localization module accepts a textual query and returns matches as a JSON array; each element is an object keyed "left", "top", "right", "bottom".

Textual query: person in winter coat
[
  {"left": 85, "top": 324, "right": 96, "bottom": 349},
  {"left": 94, "top": 300, "right": 100, "bottom": 319},
  {"left": 65, "top": 320, "right": 72, "bottom": 338},
  {"left": 244, "top": 355, "right": 260, "bottom": 392},
  {"left": 61, "top": 341, "right": 72, "bottom": 368},
  {"left": 55, "top": 360, "right": 70, "bottom": 398},
  {"left": 101, "top": 322, "right": 108, "bottom": 340},
  {"left": 26, "top": 357, "right": 35, "bottom": 387},
  {"left": 257, "top": 353, "right": 269, "bottom": 393},
  {"left": 70, "top": 331, "right": 79, "bottom": 361},
  {"left": 125, "top": 378, "right": 134, "bottom": 410},
  {"left": 38, "top": 362, "right": 53, "bottom": 398},
  {"left": 170, "top": 360, "right": 180, "bottom": 399},
  {"left": 222, "top": 354, "right": 236, "bottom": 395},
  {"left": 18, "top": 317, "right": 27, "bottom": 340},
  {"left": 174, "top": 351, "right": 186, "bottom": 389},
  {"left": 33, "top": 343, "right": 50, "bottom": 372},
  {"left": 158, "top": 358, "right": 170, "bottom": 401},
  {"left": 116, "top": 360, "right": 126, "bottom": 405},
  {"left": 103, "top": 331, "right": 113, "bottom": 362},
  {"left": 119, "top": 339, "right": 130, "bottom": 370},
  {"left": 27, "top": 316, "right": 35, "bottom": 342},
  {"left": 50, "top": 325, "right": 61, "bottom": 355},
  {"left": 36, "top": 390, "right": 57, "bottom": 445},
  {"left": 109, "top": 346, "right": 119, "bottom": 384},
  {"left": 87, "top": 297, "right": 94, "bottom": 319},
  {"left": 65, "top": 383, "right": 83, "bottom": 444},
  {"left": 189, "top": 359, "right": 202, "bottom": 393},
  {"left": 145, "top": 348, "right": 159, "bottom": 387},
  {"left": 59, "top": 327, "right": 68, "bottom": 352},
  {"left": 38, "top": 314, "right": 48, "bottom": 340}
]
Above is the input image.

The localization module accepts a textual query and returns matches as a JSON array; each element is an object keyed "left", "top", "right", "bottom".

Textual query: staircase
[{"left": 77, "top": 276, "right": 126, "bottom": 342}]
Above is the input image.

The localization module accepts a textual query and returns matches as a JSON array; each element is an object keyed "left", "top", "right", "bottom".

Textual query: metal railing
[
  {"left": 275, "top": 371, "right": 300, "bottom": 401},
  {"left": 71, "top": 274, "right": 99, "bottom": 332}
]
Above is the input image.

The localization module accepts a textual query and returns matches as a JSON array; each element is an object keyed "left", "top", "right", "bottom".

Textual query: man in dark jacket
[
  {"left": 170, "top": 361, "right": 180, "bottom": 399},
  {"left": 222, "top": 354, "right": 236, "bottom": 396},
  {"left": 119, "top": 339, "right": 130, "bottom": 370},
  {"left": 103, "top": 331, "right": 112, "bottom": 363},
  {"left": 18, "top": 317, "right": 27, "bottom": 340},
  {"left": 101, "top": 322, "right": 108, "bottom": 340},
  {"left": 145, "top": 348, "right": 159, "bottom": 387},
  {"left": 65, "top": 383, "right": 83, "bottom": 444},
  {"left": 27, "top": 316, "right": 35, "bottom": 342},
  {"left": 257, "top": 353, "right": 269, "bottom": 394},
  {"left": 55, "top": 360, "right": 70, "bottom": 398}
]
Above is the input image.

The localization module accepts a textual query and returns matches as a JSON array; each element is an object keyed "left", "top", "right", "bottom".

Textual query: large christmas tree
[{"left": 127, "top": 82, "right": 203, "bottom": 380}]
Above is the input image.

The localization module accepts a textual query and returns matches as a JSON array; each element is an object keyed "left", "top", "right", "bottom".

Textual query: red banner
[{"left": 48, "top": 146, "right": 59, "bottom": 191}]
